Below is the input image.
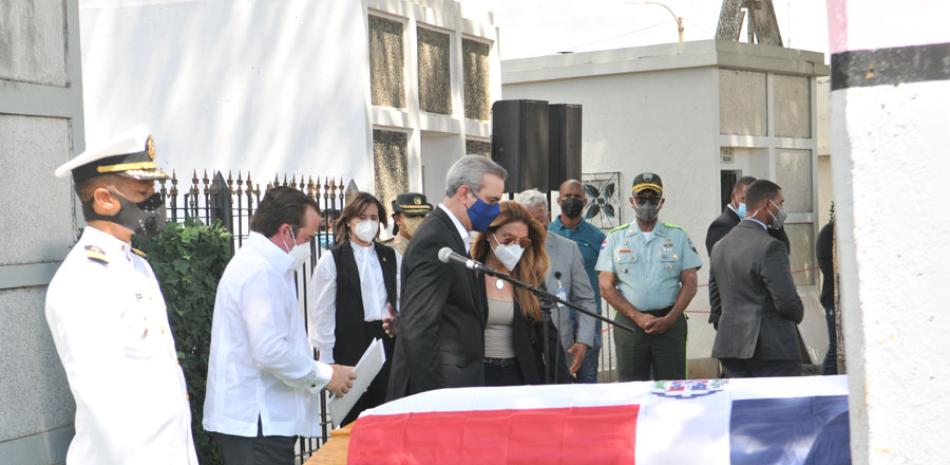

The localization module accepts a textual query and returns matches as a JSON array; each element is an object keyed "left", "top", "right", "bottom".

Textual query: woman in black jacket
[{"left": 472, "top": 201, "right": 570, "bottom": 385}]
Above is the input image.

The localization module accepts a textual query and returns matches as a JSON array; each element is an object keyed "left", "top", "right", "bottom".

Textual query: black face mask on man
[
  {"left": 560, "top": 197, "right": 584, "bottom": 219},
  {"left": 82, "top": 187, "right": 167, "bottom": 238}
]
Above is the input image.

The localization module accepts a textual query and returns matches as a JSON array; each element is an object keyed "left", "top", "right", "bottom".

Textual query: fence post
[{"left": 210, "top": 171, "right": 233, "bottom": 234}]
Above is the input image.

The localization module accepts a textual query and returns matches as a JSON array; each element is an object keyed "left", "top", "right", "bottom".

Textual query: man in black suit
[
  {"left": 709, "top": 180, "right": 804, "bottom": 377},
  {"left": 387, "top": 155, "right": 507, "bottom": 400},
  {"left": 705, "top": 176, "right": 790, "bottom": 257}
]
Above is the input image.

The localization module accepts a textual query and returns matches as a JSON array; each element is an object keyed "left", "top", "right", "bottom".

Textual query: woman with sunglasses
[{"left": 472, "top": 201, "right": 571, "bottom": 386}]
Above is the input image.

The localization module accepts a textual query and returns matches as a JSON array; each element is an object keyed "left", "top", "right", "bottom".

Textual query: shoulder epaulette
[
  {"left": 608, "top": 223, "right": 630, "bottom": 234},
  {"left": 85, "top": 245, "right": 109, "bottom": 265},
  {"left": 663, "top": 222, "right": 686, "bottom": 231},
  {"left": 131, "top": 247, "right": 148, "bottom": 258}
]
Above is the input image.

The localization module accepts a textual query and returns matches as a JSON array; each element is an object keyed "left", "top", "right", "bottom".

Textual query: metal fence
[{"left": 160, "top": 170, "right": 355, "bottom": 461}]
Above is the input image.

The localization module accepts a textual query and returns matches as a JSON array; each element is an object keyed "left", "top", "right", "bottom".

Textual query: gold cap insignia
[
  {"left": 146, "top": 135, "right": 156, "bottom": 161},
  {"left": 413, "top": 196, "right": 422, "bottom": 205}
]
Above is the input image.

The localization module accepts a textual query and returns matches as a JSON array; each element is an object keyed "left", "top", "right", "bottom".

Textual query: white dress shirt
[
  {"left": 45, "top": 227, "right": 198, "bottom": 465},
  {"left": 439, "top": 203, "right": 471, "bottom": 254},
  {"left": 203, "top": 232, "right": 332, "bottom": 438},
  {"left": 309, "top": 242, "right": 401, "bottom": 364}
]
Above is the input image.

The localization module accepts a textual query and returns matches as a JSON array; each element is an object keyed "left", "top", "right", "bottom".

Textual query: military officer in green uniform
[{"left": 596, "top": 172, "right": 702, "bottom": 381}]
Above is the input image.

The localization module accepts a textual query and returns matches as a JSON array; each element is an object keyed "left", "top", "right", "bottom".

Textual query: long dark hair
[
  {"left": 472, "top": 201, "right": 549, "bottom": 321},
  {"left": 334, "top": 192, "right": 388, "bottom": 244}
]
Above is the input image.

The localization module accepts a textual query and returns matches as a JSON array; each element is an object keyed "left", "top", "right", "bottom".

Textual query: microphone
[
  {"left": 553, "top": 271, "right": 566, "bottom": 307},
  {"left": 438, "top": 247, "right": 491, "bottom": 272}
]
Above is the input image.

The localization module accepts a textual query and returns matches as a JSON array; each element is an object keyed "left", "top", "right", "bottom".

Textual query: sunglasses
[{"left": 494, "top": 235, "right": 532, "bottom": 248}]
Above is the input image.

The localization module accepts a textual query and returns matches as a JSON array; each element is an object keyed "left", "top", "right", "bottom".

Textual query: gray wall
[{"left": 0, "top": 0, "right": 85, "bottom": 463}]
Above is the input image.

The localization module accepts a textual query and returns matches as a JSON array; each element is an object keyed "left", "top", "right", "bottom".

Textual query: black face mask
[
  {"left": 82, "top": 188, "right": 167, "bottom": 238},
  {"left": 561, "top": 197, "right": 584, "bottom": 219}
]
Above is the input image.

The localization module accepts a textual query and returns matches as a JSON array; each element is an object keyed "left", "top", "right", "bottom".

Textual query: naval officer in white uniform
[{"left": 45, "top": 125, "right": 198, "bottom": 465}]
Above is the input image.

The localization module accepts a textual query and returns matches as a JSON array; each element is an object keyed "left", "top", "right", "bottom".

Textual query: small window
[
  {"left": 368, "top": 15, "right": 405, "bottom": 108},
  {"left": 372, "top": 130, "right": 409, "bottom": 213},
  {"left": 465, "top": 139, "right": 491, "bottom": 157},
  {"left": 417, "top": 27, "right": 452, "bottom": 115},
  {"left": 462, "top": 39, "right": 491, "bottom": 121}
]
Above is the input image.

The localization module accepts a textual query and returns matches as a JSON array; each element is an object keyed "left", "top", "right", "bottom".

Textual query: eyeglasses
[
  {"left": 634, "top": 196, "right": 661, "bottom": 206},
  {"left": 495, "top": 235, "right": 532, "bottom": 248}
]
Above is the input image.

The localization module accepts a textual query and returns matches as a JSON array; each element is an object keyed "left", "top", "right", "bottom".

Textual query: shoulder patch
[
  {"left": 85, "top": 245, "right": 109, "bottom": 265},
  {"left": 131, "top": 247, "right": 148, "bottom": 258},
  {"left": 608, "top": 223, "right": 630, "bottom": 234},
  {"left": 663, "top": 222, "right": 686, "bottom": 231}
]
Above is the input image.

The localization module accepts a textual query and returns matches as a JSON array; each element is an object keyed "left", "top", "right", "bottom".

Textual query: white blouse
[{"left": 308, "top": 242, "right": 401, "bottom": 363}]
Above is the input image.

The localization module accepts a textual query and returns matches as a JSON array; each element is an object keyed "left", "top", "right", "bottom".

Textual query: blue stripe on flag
[{"left": 730, "top": 395, "right": 850, "bottom": 465}]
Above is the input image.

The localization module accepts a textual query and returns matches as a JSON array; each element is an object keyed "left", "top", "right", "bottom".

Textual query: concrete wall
[
  {"left": 0, "top": 0, "right": 86, "bottom": 463},
  {"left": 79, "top": 0, "right": 375, "bottom": 189},
  {"left": 828, "top": 0, "right": 950, "bottom": 463}
]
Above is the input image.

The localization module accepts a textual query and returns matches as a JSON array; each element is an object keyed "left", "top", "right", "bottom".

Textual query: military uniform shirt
[
  {"left": 595, "top": 221, "right": 703, "bottom": 311},
  {"left": 45, "top": 226, "right": 198, "bottom": 465}
]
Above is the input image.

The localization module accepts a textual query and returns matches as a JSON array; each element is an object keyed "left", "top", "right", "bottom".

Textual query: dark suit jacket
[
  {"left": 387, "top": 207, "right": 487, "bottom": 400},
  {"left": 710, "top": 221, "right": 804, "bottom": 360},
  {"left": 707, "top": 207, "right": 790, "bottom": 324},
  {"left": 705, "top": 206, "right": 791, "bottom": 258}
]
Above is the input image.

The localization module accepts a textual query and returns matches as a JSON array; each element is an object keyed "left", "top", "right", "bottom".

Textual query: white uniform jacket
[{"left": 45, "top": 226, "right": 198, "bottom": 465}]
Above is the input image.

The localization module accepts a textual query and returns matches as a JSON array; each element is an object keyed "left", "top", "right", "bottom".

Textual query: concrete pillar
[{"left": 827, "top": 1, "right": 950, "bottom": 463}]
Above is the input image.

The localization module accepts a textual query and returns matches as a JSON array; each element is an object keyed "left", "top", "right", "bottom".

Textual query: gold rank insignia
[{"left": 85, "top": 245, "right": 109, "bottom": 265}]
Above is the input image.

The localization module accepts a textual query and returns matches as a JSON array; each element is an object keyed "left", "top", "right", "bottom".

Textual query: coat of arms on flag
[{"left": 651, "top": 379, "right": 727, "bottom": 398}]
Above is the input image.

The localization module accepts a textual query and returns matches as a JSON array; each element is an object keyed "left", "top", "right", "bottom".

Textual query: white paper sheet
[{"left": 329, "top": 338, "right": 386, "bottom": 426}]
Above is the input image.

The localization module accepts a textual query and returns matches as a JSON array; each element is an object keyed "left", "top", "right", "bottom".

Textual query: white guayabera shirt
[
  {"left": 45, "top": 226, "right": 198, "bottom": 465},
  {"left": 203, "top": 232, "right": 332, "bottom": 438}
]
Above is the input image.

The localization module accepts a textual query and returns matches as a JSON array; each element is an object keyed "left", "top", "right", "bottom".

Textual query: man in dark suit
[
  {"left": 387, "top": 155, "right": 507, "bottom": 400},
  {"left": 710, "top": 180, "right": 804, "bottom": 377},
  {"left": 707, "top": 176, "right": 809, "bottom": 362},
  {"left": 705, "top": 176, "right": 790, "bottom": 257}
]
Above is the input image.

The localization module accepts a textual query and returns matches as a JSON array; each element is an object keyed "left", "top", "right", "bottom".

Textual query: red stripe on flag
[{"left": 347, "top": 404, "right": 639, "bottom": 465}]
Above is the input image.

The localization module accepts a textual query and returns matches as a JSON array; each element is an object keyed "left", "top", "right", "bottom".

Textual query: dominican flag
[{"left": 347, "top": 375, "right": 850, "bottom": 465}]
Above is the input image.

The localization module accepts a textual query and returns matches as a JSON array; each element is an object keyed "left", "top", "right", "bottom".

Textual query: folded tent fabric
[{"left": 347, "top": 376, "right": 850, "bottom": 465}]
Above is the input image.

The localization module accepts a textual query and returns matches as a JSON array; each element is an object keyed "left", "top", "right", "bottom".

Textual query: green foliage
[{"left": 135, "top": 220, "right": 232, "bottom": 465}]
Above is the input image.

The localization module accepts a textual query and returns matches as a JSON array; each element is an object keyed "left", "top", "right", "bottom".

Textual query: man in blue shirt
[{"left": 549, "top": 179, "right": 606, "bottom": 383}]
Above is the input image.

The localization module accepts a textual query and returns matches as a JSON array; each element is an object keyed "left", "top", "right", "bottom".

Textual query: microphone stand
[{"left": 475, "top": 266, "right": 638, "bottom": 385}]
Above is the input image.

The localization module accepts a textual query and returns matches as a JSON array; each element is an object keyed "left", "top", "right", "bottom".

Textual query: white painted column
[{"left": 827, "top": 1, "right": 950, "bottom": 463}]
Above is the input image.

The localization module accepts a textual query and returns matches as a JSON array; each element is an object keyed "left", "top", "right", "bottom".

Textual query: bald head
[
  {"left": 559, "top": 179, "right": 584, "bottom": 196},
  {"left": 556, "top": 179, "right": 587, "bottom": 223}
]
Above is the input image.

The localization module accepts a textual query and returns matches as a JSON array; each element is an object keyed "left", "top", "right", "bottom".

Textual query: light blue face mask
[{"left": 736, "top": 202, "right": 748, "bottom": 220}]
